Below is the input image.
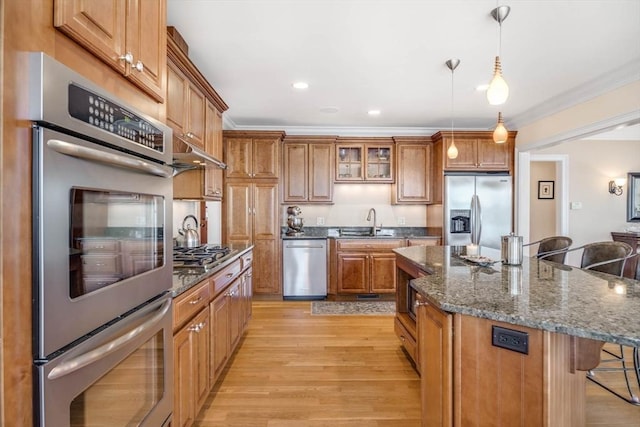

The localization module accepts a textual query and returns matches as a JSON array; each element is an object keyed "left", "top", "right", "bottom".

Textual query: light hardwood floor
[{"left": 195, "top": 301, "right": 639, "bottom": 426}]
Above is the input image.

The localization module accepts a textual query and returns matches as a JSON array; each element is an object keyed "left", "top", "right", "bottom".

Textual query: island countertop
[{"left": 393, "top": 245, "right": 640, "bottom": 347}]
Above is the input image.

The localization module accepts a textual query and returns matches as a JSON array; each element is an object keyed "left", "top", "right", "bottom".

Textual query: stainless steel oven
[{"left": 29, "top": 53, "right": 173, "bottom": 426}]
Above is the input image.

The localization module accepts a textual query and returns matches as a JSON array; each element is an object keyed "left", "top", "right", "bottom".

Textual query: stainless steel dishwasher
[{"left": 282, "top": 239, "right": 327, "bottom": 300}]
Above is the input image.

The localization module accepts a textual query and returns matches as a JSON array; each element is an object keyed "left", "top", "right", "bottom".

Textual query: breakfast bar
[{"left": 393, "top": 245, "right": 640, "bottom": 427}]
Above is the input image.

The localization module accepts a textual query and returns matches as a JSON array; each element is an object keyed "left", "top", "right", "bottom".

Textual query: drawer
[
  {"left": 407, "top": 238, "right": 441, "bottom": 247},
  {"left": 394, "top": 316, "right": 418, "bottom": 370},
  {"left": 173, "top": 280, "right": 210, "bottom": 331},
  {"left": 337, "top": 239, "right": 404, "bottom": 251},
  {"left": 77, "top": 239, "right": 119, "bottom": 253},
  {"left": 81, "top": 254, "right": 121, "bottom": 275},
  {"left": 211, "top": 259, "right": 242, "bottom": 295},
  {"left": 241, "top": 250, "right": 253, "bottom": 271}
]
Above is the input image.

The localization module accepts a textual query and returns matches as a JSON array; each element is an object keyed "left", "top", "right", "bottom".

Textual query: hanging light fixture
[
  {"left": 493, "top": 112, "right": 508, "bottom": 143},
  {"left": 445, "top": 58, "right": 460, "bottom": 159},
  {"left": 487, "top": 5, "right": 510, "bottom": 105}
]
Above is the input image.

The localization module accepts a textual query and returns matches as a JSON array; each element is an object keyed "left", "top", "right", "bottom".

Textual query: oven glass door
[
  {"left": 70, "top": 189, "right": 164, "bottom": 298},
  {"left": 33, "top": 126, "right": 173, "bottom": 359},
  {"left": 37, "top": 295, "right": 173, "bottom": 427}
]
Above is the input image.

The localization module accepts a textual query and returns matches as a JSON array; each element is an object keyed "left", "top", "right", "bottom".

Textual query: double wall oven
[{"left": 29, "top": 53, "right": 173, "bottom": 426}]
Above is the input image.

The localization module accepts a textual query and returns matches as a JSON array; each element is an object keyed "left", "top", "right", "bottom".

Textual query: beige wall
[
  {"left": 535, "top": 139, "right": 640, "bottom": 265},
  {"left": 282, "top": 184, "right": 426, "bottom": 228},
  {"left": 529, "top": 161, "right": 557, "bottom": 243},
  {"left": 516, "top": 80, "right": 640, "bottom": 149}
]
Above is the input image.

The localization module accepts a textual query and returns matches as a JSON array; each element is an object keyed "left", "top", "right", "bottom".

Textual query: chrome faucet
[{"left": 366, "top": 208, "right": 377, "bottom": 236}]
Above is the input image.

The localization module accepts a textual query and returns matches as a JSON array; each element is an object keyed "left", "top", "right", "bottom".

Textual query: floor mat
[{"left": 310, "top": 300, "right": 396, "bottom": 315}]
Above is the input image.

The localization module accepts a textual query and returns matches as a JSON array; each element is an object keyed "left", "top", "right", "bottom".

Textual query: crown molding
[{"left": 508, "top": 58, "right": 640, "bottom": 129}]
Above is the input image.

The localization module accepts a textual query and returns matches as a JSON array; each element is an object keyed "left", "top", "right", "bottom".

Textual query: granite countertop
[
  {"left": 394, "top": 245, "right": 640, "bottom": 347},
  {"left": 171, "top": 244, "right": 253, "bottom": 297},
  {"left": 281, "top": 226, "right": 442, "bottom": 240}
]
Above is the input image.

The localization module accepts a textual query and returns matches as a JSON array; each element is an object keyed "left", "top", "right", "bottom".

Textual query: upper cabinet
[
  {"left": 392, "top": 137, "right": 433, "bottom": 204},
  {"left": 166, "top": 28, "right": 228, "bottom": 159},
  {"left": 54, "top": 0, "right": 166, "bottom": 102},
  {"left": 166, "top": 60, "right": 206, "bottom": 151},
  {"left": 432, "top": 131, "right": 516, "bottom": 172},
  {"left": 335, "top": 138, "right": 394, "bottom": 183},
  {"left": 430, "top": 131, "right": 516, "bottom": 204},
  {"left": 168, "top": 27, "right": 229, "bottom": 201},
  {"left": 224, "top": 131, "right": 284, "bottom": 180},
  {"left": 282, "top": 136, "right": 336, "bottom": 204}
]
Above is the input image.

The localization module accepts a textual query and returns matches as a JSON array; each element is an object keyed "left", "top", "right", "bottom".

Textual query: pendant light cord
[{"left": 450, "top": 68, "right": 454, "bottom": 141}]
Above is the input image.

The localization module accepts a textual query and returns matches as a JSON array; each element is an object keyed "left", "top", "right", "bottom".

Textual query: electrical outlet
[
  {"left": 492, "top": 326, "right": 529, "bottom": 354},
  {"left": 397, "top": 217, "right": 406, "bottom": 225},
  {"left": 316, "top": 217, "right": 325, "bottom": 225}
]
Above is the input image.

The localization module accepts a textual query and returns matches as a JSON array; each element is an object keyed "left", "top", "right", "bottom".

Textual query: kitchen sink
[{"left": 338, "top": 228, "right": 396, "bottom": 237}]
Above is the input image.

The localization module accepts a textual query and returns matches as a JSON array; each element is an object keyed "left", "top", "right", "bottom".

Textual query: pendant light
[
  {"left": 446, "top": 59, "right": 460, "bottom": 159},
  {"left": 487, "top": 5, "right": 510, "bottom": 105},
  {"left": 493, "top": 112, "right": 508, "bottom": 143}
]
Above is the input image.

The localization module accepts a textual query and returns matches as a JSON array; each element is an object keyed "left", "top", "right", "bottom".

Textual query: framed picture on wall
[{"left": 538, "top": 181, "right": 555, "bottom": 199}]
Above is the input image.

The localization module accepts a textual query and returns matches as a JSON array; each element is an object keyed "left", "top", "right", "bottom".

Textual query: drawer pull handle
[
  {"left": 226, "top": 273, "right": 234, "bottom": 278},
  {"left": 189, "top": 296, "right": 202, "bottom": 305}
]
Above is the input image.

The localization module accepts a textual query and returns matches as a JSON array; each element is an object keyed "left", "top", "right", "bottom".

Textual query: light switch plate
[{"left": 570, "top": 202, "right": 582, "bottom": 210}]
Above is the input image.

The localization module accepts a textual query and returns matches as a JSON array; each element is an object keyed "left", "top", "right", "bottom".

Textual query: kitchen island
[{"left": 394, "top": 245, "right": 640, "bottom": 427}]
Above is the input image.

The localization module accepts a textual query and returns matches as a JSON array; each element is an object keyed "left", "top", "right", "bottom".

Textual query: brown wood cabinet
[
  {"left": 224, "top": 131, "right": 284, "bottom": 179},
  {"left": 223, "top": 181, "right": 280, "bottom": 294},
  {"left": 168, "top": 29, "right": 228, "bottom": 200},
  {"left": 418, "top": 299, "right": 452, "bottom": 427},
  {"left": 392, "top": 137, "right": 433, "bottom": 204},
  {"left": 282, "top": 136, "right": 336, "bottom": 203},
  {"left": 172, "top": 279, "right": 211, "bottom": 427},
  {"left": 173, "top": 250, "right": 253, "bottom": 427},
  {"left": 335, "top": 138, "right": 394, "bottom": 183},
  {"left": 54, "top": 0, "right": 166, "bottom": 101},
  {"left": 430, "top": 130, "right": 516, "bottom": 204},
  {"left": 173, "top": 167, "right": 223, "bottom": 201},
  {"left": 333, "top": 239, "right": 405, "bottom": 294},
  {"left": 432, "top": 131, "right": 516, "bottom": 172},
  {"left": 167, "top": 58, "right": 206, "bottom": 151}
]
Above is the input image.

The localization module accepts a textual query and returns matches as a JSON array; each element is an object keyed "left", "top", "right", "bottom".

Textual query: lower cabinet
[
  {"left": 332, "top": 239, "right": 405, "bottom": 294},
  {"left": 173, "top": 250, "right": 253, "bottom": 427},
  {"left": 418, "top": 300, "right": 452, "bottom": 427}
]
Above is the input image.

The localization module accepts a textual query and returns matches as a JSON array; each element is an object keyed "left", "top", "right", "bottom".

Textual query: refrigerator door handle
[
  {"left": 470, "top": 195, "right": 481, "bottom": 245},
  {"left": 476, "top": 196, "right": 482, "bottom": 244}
]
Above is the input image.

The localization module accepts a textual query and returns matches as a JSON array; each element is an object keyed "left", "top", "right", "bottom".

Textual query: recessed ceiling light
[
  {"left": 476, "top": 84, "right": 489, "bottom": 91},
  {"left": 292, "top": 82, "right": 309, "bottom": 90},
  {"left": 368, "top": 110, "right": 381, "bottom": 116}
]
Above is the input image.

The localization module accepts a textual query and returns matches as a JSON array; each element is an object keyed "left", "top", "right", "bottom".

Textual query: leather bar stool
[{"left": 524, "top": 236, "right": 573, "bottom": 264}]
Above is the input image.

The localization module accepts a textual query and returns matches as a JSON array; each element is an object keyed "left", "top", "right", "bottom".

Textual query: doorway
[{"left": 516, "top": 153, "right": 569, "bottom": 256}]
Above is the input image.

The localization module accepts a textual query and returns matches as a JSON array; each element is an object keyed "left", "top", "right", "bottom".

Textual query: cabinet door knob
[
  {"left": 133, "top": 60, "right": 144, "bottom": 72},
  {"left": 118, "top": 52, "right": 133, "bottom": 64}
]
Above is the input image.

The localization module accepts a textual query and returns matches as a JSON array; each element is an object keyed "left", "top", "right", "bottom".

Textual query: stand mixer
[{"left": 286, "top": 206, "right": 304, "bottom": 235}]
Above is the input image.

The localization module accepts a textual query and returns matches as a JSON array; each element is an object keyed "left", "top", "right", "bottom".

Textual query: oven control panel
[{"left": 67, "top": 83, "right": 165, "bottom": 154}]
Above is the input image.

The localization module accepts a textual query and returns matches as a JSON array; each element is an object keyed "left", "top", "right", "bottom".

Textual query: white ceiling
[{"left": 166, "top": 0, "right": 640, "bottom": 136}]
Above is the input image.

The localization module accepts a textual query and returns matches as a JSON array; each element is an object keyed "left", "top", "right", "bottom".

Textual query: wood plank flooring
[{"left": 195, "top": 301, "right": 639, "bottom": 427}]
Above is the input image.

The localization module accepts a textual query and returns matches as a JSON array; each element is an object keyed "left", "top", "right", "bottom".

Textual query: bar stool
[
  {"left": 524, "top": 236, "right": 573, "bottom": 264},
  {"left": 578, "top": 241, "right": 639, "bottom": 405}
]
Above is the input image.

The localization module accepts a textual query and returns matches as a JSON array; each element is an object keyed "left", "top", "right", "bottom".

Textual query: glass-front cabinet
[{"left": 335, "top": 139, "right": 394, "bottom": 182}]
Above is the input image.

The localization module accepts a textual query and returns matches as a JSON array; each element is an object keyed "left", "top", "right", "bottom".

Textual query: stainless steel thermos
[{"left": 501, "top": 233, "right": 523, "bottom": 265}]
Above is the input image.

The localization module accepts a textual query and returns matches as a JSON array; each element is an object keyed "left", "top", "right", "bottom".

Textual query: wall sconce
[{"left": 608, "top": 178, "right": 627, "bottom": 196}]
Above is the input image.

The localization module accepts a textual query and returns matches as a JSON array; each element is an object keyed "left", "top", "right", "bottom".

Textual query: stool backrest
[
  {"left": 535, "top": 236, "right": 573, "bottom": 264},
  {"left": 580, "top": 241, "right": 634, "bottom": 277}
]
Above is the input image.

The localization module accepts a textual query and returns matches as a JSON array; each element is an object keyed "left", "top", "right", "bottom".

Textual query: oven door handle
[
  {"left": 47, "top": 139, "right": 174, "bottom": 178},
  {"left": 47, "top": 297, "right": 171, "bottom": 380}
]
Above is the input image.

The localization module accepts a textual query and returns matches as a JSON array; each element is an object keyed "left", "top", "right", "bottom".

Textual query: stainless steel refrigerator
[{"left": 444, "top": 174, "right": 512, "bottom": 250}]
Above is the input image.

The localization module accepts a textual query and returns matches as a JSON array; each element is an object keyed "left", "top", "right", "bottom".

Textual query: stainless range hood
[{"left": 172, "top": 137, "right": 226, "bottom": 175}]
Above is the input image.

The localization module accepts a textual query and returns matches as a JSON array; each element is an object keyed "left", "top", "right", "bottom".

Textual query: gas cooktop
[{"left": 173, "top": 245, "right": 235, "bottom": 270}]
